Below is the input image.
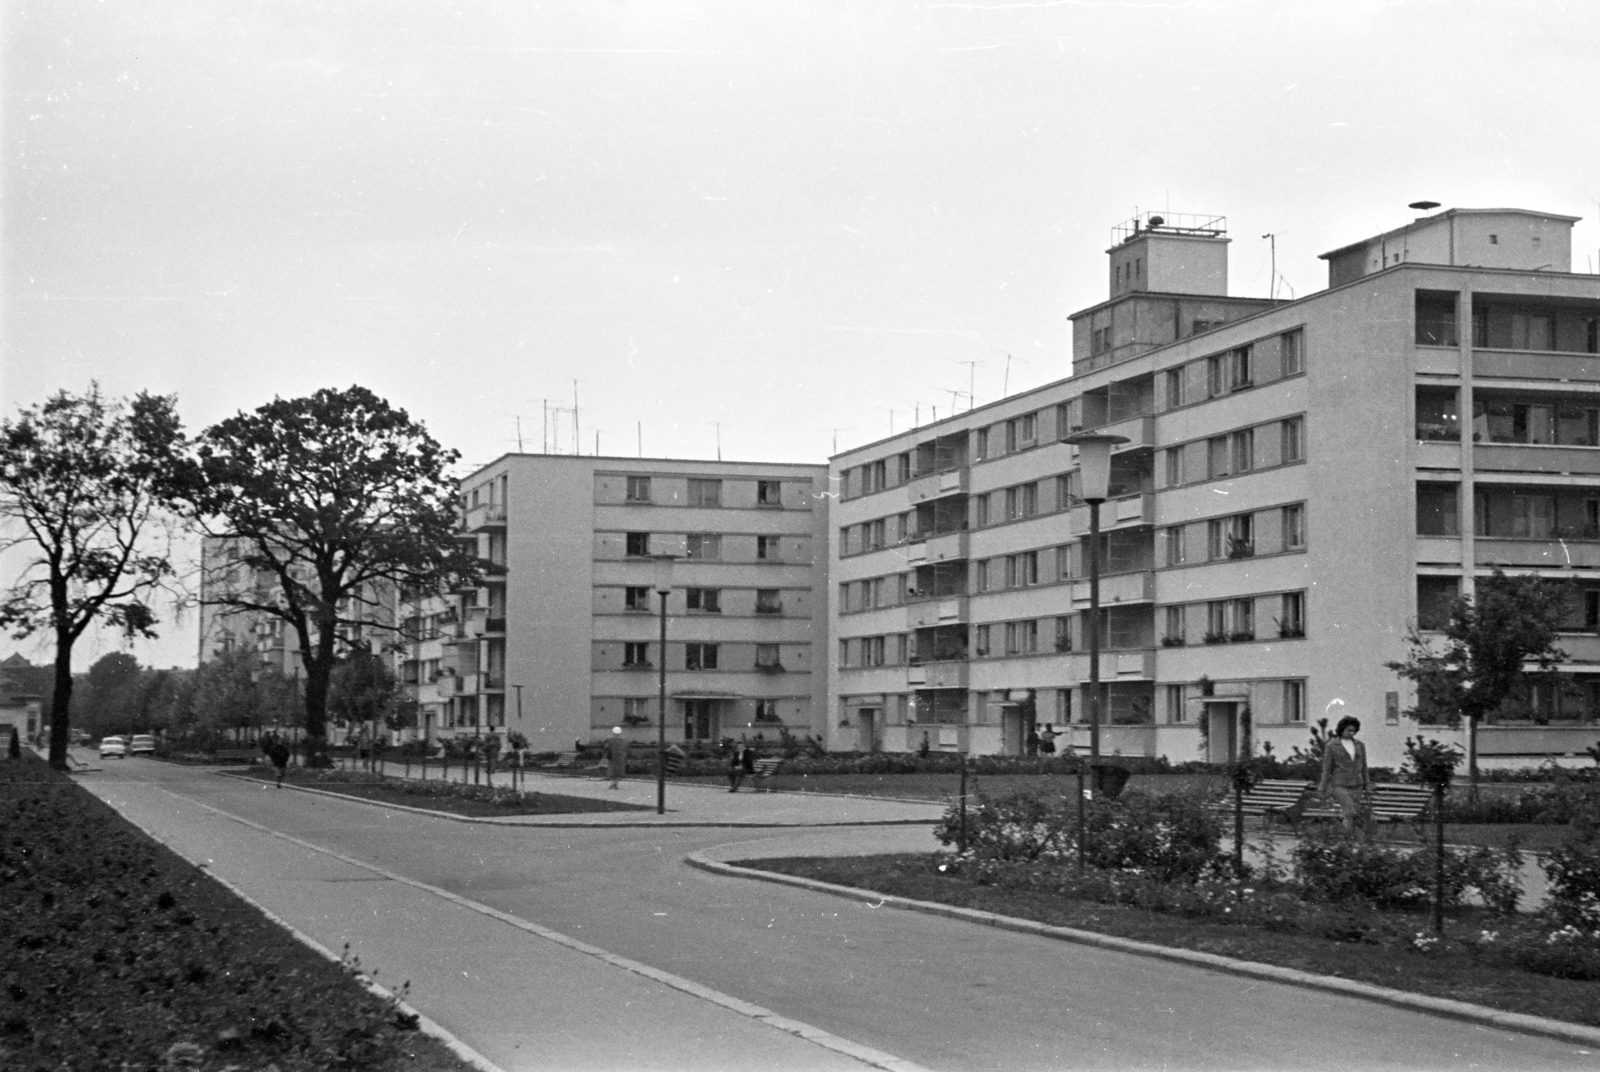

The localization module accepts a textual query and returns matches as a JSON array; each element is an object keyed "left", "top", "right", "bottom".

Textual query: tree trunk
[
  {"left": 301, "top": 658, "right": 332, "bottom": 767},
  {"left": 48, "top": 631, "right": 73, "bottom": 770},
  {"left": 1465, "top": 711, "right": 1479, "bottom": 803}
]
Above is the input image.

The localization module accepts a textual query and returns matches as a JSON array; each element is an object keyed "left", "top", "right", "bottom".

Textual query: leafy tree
[
  {"left": 1388, "top": 569, "right": 1570, "bottom": 795},
  {"left": 328, "top": 641, "right": 400, "bottom": 741},
  {"left": 73, "top": 651, "right": 144, "bottom": 736},
  {"left": 193, "top": 386, "right": 473, "bottom": 763},
  {"left": 0, "top": 386, "right": 193, "bottom": 769}
]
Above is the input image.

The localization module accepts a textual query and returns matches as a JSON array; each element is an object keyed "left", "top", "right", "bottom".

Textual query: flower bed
[
  {"left": 227, "top": 767, "right": 651, "bottom": 816},
  {"left": 0, "top": 755, "right": 472, "bottom": 1070}
]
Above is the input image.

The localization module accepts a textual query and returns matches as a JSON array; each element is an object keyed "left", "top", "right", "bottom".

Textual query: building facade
[
  {"left": 830, "top": 207, "right": 1600, "bottom": 769},
  {"left": 439, "top": 455, "right": 830, "bottom": 751}
]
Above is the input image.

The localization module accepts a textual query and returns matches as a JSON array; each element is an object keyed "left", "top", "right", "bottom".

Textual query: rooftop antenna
[
  {"left": 710, "top": 422, "right": 723, "bottom": 461},
  {"left": 572, "top": 380, "right": 580, "bottom": 454},
  {"left": 542, "top": 400, "right": 548, "bottom": 454},
  {"left": 514, "top": 415, "right": 524, "bottom": 452},
  {"left": 992, "top": 349, "right": 1027, "bottom": 396},
  {"left": 1262, "top": 234, "right": 1276, "bottom": 300},
  {"left": 948, "top": 359, "right": 983, "bottom": 411},
  {"left": 637, "top": 421, "right": 643, "bottom": 458}
]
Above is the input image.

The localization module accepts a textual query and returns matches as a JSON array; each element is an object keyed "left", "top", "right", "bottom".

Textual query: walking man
[{"left": 605, "top": 726, "right": 628, "bottom": 789}]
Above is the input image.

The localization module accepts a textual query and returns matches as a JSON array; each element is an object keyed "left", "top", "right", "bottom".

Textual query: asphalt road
[{"left": 76, "top": 757, "right": 1599, "bottom": 1072}]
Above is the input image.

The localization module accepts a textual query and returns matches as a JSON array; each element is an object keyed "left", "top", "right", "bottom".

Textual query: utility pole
[{"left": 1262, "top": 234, "right": 1276, "bottom": 300}]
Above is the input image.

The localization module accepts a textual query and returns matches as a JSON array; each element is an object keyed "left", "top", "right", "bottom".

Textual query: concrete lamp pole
[
  {"left": 652, "top": 554, "right": 678, "bottom": 815},
  {"left": 1065, "top": 432, "right": 1128, "bottom": 793}
]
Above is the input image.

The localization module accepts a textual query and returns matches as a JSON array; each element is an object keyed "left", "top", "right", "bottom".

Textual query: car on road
[
  {"left": 99, "top": 736, "right": 128, "bottom": 759},
  {"left": 128, "top": 734, "right": 156, "bottom": 755}
]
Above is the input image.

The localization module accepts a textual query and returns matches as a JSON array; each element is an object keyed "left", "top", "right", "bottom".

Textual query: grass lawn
[
  {"left": 1, "top": 755, "right": 475, "bottom": 1071},
  {"left": 227, "top": 766, "right": 652, "bottom": 816},
  {"left": 740, "top": 852, "right": 1600, "bottom": 1029}
]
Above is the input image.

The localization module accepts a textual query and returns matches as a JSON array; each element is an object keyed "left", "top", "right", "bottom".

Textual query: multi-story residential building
[
  {"left": 831, "top": 206, "right": 1600, "bottom": 769},
  {"left": 439, "top": 455, "right": 829, "bottom": 751}
]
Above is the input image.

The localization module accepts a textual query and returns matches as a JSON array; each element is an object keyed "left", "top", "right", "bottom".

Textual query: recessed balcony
[{"left": 462, "top": 502, "right": 508, "bottom": 533}]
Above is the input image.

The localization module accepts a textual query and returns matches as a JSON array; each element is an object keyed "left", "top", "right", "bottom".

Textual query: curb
[
  {"left": 214, "top": 770, "right": 941, "bottom": 828},
  {"left": 685, "top": 852, "right": 1600, "bottom": 1050},
  {"left": 128, "top": 815, "right": 505, "bottom": 1072}
]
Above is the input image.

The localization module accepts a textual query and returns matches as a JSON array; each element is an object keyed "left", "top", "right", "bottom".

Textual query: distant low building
[{"left": 0, "top": 654, "right": 45, "bottom": 742}]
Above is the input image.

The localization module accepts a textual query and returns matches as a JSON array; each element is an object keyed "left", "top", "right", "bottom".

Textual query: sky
[{"left": 4, "top": 0, "right": 1599, "bottom": 671}]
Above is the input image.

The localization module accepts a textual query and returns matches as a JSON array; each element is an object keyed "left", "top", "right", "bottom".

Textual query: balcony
[
  {"left": 462, "top": 502, "right": 508, "bottom": 533},
  {"left": 476, "top": 557, "right": 508, "bottom": 578},
  {"left": 1475, "top": 443, "right": 1600, "bottom": 478},
  {"left": 923, "top": 530, "right": 969, "bottom": 562},
  {"left": 906, "top": 466, "right": 968, "bottom": 503},
  {"left": 1474, "top": 348, "right": 1600, "bottom": 384},
  {"left": 906, "top": 660, "right": 968, "bottom": 689},
  {"left": 1071, "top": 570, "right": 1155, "bottom": 606},
  {"left": 1069, "top": 493, "right": 1155, "bottom": 534},
  {"left": 1475, "top": 538, "right": 1600, "bottom": 570},
  {"left": 906, "top": 597, "right": 967, "bottom": 629}
]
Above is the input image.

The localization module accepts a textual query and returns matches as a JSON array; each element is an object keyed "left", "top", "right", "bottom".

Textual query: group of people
[{"left": 1025, "top": 723, "right": 1065, "bottom": 756}]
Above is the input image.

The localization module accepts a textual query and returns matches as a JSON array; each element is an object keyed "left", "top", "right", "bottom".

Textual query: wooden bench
[
  {"left": 540, "top": 751, "right": 580, "bottom": 769},
  {"left": 751, "top": 757, "right": 782, "bottom": 790},
  {"left": 1297, "top": 783, "right": 1435, "bottom": 829},
  {"left": 1207, "top": 780, "right": 1313, "bottom": 828}
]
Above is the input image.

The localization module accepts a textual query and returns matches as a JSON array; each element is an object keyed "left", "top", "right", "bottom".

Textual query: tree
[
  {"left": 74, "top": 651, "right": 143, "bottom": 736},
  {"left": 327, "top": 641, "right": 400, "bottom": 741},
  {"left": 193, "top": 386, "right": 474, "bottom": 763},
  {"left": 0, "top": 386, "right": 193, "bottom": 769},
  {"left": 1387, "top": 569, "right": 1570, "bottom": 796}
]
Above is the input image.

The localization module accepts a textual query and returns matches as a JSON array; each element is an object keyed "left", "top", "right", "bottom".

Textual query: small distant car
[
  {"left": 99, "top": 736, "right": 128, "bottom": 759},
  {"left": 129, "top": 734, "right": 156, "bottom": 755}
]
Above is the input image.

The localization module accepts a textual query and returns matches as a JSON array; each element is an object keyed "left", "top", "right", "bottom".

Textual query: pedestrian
[
  {"left": 727, "top": 741, "right": 754, "bottom": 792},
  {"left": 1317, "top": 715, "right": 1371, "bottom": 835},
  {"left": 268, "top": 737, "right": 291, "bottom": 788},
  {"left": 1039, "top": 724, "right": 1058, "bottom": 755},
  {"left": 605, "top": 726, "right": 628, "bottom": 789},
  {"left": 1026, "top": 724, "right": 1040, "bottom": 756}
]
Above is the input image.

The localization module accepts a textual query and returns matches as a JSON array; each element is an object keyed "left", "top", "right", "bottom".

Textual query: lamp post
[
  {"left": 652, "top": 554, "right": 677, "bottom": 815},
  {"left": 1065, "top": 432, "right": 1129, "bottom": 793},
  {"left": 511, "top": 683, "right": 523, "bottom": 791}
]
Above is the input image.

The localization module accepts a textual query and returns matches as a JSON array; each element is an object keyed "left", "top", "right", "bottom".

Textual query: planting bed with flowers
[
  {"left": 743, "top": 784, "right": 1600, "bottom": 1027},
  {"left": 227, "top": 766, "right": 650, "bottom": 816},
  {"left": 0, "top": 755, "right": 473, "bottom": 1071}
]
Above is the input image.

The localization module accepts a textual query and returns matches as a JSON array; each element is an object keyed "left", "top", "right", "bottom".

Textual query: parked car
[
  {"left": 99, "top": 736, "right": 127, "bottom": 759},
  {"left": 69, "top": 730, "right": 91, "bottom": 746},
  {"left": 129, "top": 734, "right": 156, "bottom": 755}
]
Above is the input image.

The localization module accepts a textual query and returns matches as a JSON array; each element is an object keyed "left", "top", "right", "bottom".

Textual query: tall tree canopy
[
  {"left": 0, "top": 385, "right": 192, "bottom": 769},
  {"left": 194, "top": 386, "right": 474, "bottom": 761}
]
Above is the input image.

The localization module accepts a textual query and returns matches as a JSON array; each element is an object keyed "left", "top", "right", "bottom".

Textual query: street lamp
[
  {"left": 652, "top": 554, "right": 678, "bottom": 815},
  {"left": 1065, "top": 431, "right": 1129, "bottom": 793}
]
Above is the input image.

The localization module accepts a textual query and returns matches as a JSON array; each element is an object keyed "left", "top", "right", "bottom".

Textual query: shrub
[
  {"left": 934, "top": 789, "right": 1076, "bottom": 861},
  {"left": 1543, "top": 831, "right": 1600, "bottom": 932},
  {"left": 1292, "top": 828, "right": 1523, "bottom": 914}
]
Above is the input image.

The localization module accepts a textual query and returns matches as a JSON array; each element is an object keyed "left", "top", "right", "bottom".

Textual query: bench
[
  {"left": 1297, "top": 783, "right": 1436, "bottom": 829},
  {"left": 1206, "top": 779, "right": 1313, "bottom": 828},
  {"left": 540, "top": 751, "right": 579, "bottom": 769},
  {"left": 751, "top": 757, "right": 783, "bottom": 790}
]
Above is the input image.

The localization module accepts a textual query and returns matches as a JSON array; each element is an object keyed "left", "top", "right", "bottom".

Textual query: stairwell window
[
  {"left": 625, "top": 532, "right": 651, "bottom": 557},
  {"left": 626, "top": 476, "right": 652, "bottom": 502},
  {"left": 623, "top": 642, "right": 651, "bottom": 668},
  {"left": 624, "top": 586, "right": 650, "bottom": 611},
  {"left": 757, "top": 480, "right": 782, "bottom": 506},
  {"left": 685, "top": 643, "right": 719, "bottom": 671}
]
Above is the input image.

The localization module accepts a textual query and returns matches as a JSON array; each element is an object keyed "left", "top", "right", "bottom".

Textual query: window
[
  {"left": 626, "top": 476, "right": 651, "bottom": 502},
  {"left": 1281, "top": 329, "right": 1304, "bottom": 375},
  {"left": 1165, "top": 368, "right": 1186, "bottom": 409},
  {"left": 1005, "top": 486, "right": 1021, "bottom": 520},
  {"left": 838, "top": 583, "right": 852, "bottom": 613},
  {"left": 686, "top": 587, "right": 721, "bottom": 613},
  {"left": 895, "top": 454, "right": 912, "bottom": 484},
  {"left": 1283, "top": 504, "right": 1305, "bottom": 549},
  {"left": 1231, "top": 346, "right": 1253, "bottom": 388},
  {"left": 1279, "top": 591, "right": 1305, "bottom": 637},
  {"left": 1054, "top": 616, "right": 1073, "bottom": 652},
  {"left": 1164, "top": 447, "right": 1183, "bottom": 487},
  {"left": 1416, "top": 294, "right": 1458, "bottom": 346},
  {"left": 1056, "top": 544, "right": 1074, "bottom": 581},
  {"left": 867, "top": 518, "right": 886, "bottom": 550},
  {"left": 1164, "top": 525, "right": 1186, "bottom": 567},
  {"left": 1056, "top": 688, "right": 1074, "bottom": 724},
  {"left": 1207, "top": 355, "right": 1225, "bottom": 397},
  {"left": 755, "top": 589, "right": 782, "bottom": 614},
  {"left": 687, "top": 478, "right": 722, "bottom": 507},
  {"left": 1230, "top": 598, "right": 1255, "bottom": 640},
  {"left": 973, "top": 624, "right": 991, "bottom": 656},
  {"left": 757, "top": 643, "right": 784, "bottom": 669},
  {"left": 1206, "top": 601, "right": 1228, "bottom": 641},
  {"left": 1282, "top": 417, "right": 1304, "bottom": 463},
  {"left": 974, "top": 559, "right": 991, "bottom": 592},
  {"left": 1057, "top": 472, "right": 1079, "bottom": 508},
  {"left": 754, "top": 699, "right": 780, "bottom": 723},
  {"left": 1208, "top": 436, "right": 1230, "bottom": 479},
  {"left": 623, "top": 642, "right": 650, "bottom": 667},
  {"left": 1005, "top": 619, "right": 1037, "bottom": 654},
  {"left": 1019, "top": 550, "right": 1039, "bottom": 585},
  {"left": 624, "top": 698, "right": 652, "bottom": 725},
  {"left": 685, "top": 533, "right": 721, "bottom": 560},
  {"left": 685, "top": 643, "right": 719, "bottom": 670},
  {"left": 624, "top": 586, "right": 650, "bottom": 611},
  {"left": 1227, "top": 514, "right": 1254, "bottom": 558},
  {"left": 1512, "top": 494, "right": 1555, "bottom": 538},
  {"left": 1164, "top": 605, "right": 1185, "bottom": 644},
  {"left": 1022, "top": 482, "right": 1039, "bottom": 517},
  {"left": 838, "top": 639, "right": 853, "bottom": 667},
  {"left": 757, "top": 535, "right": 780, "bottom": 561},
  {"left": 1231, "top": 429, "right": 1254, "bottom": 473},
  {"left": 625, "top": 532, "right": 651, "bottom": 557},
  {"left": 1055, "top": 402, "right": 1073, "bottom": 439},
  {"left": 975, "top": 494, "right": 992, "bottom": 527},
  {"left": 1006, "top": 413, "right": 1037, "bottom": 452},
  {"left": 1284, "top": 680, "right": 1306, "bottom": 723},
  {"left": 1165, "top": 684, "right": 1186, "bottom": 724}
]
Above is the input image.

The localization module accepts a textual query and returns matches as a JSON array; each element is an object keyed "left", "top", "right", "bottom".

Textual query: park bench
[
  {"left": 1206, "top": 779, "right": 1313, "bottom": 829},
  {"left": 1296, "top": 783, "right": 1435, "bottom": 829},
  {"left": 540, "top": 751, "right": 579, "bottom": 769},
  {"left": 751, "top": 757, "right": 783, "bottom": 790}
]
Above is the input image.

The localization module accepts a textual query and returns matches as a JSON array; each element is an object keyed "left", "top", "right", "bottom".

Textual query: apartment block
[
  {"left": 440, "top": 455, "right": 829, "bottom": 750},
  {"left": 830, "top": 207, "right": 1600, "bottom": 769}
]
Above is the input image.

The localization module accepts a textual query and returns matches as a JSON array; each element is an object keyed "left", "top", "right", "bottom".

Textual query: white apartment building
[
  {"left": 441, "top": 455, "right": 829, "bottom": 751},
  {"left": 830, "top": 207, "right": 1600, "bottom": 769}
]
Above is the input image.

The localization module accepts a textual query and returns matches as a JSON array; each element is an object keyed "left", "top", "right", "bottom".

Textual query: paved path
[{"left": 66, "top": 754, "right": 1599, "bottom": 1072}]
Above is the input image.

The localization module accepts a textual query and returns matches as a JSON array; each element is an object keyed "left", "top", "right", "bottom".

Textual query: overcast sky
[{"left": 4, "top": 0, "right": 1599, "bottom": 671}]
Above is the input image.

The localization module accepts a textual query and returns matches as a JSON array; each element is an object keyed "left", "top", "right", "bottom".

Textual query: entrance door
[
  {"left": 1002, "top": 708, "right": 1025, "bottom": 755},
  {"left": 1205, "top": 702, "right": 1238, "bottom": 765},
  {"left": 856, "top": 708, "right": 878, "bottom": 753},
  {"left": 684, "top": 700, "right": 719, "bottom": 742}
]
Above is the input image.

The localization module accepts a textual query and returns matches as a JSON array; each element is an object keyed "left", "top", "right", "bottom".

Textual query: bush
[
  {"left": 1292, "top": 828, "right": 1523, "bottom": 914},
  {"left": 1443, "top": 783, "right": 1600, "bottom": 825},
  {"left": 933, "top": 789, "right": 1077, "bottom": 861},
  {"left": 1543, "top": 832, "right": 1600, "bottom": 932}
]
